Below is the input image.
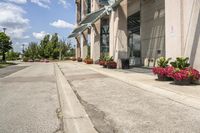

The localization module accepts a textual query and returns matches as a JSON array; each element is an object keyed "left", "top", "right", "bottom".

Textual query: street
[
  {"left": 0, "top": 63, "right": 61, "bottom": 133},
  {"left": 1, "top": 62, "right": 200, "bottom": 133}
]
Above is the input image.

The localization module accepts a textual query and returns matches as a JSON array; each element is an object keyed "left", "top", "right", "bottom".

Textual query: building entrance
[{"left": 128, "top": 12, "right": 141, "bottom": 66}]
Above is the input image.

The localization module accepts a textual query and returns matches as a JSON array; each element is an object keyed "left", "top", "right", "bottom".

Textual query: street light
[{"left": 3, "top": 28, "right": 6, "bottom": 33}]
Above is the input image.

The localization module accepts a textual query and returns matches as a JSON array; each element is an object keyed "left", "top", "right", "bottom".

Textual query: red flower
[
  {"left": 171, "top": 67, "right": 200, "bottom": 81},
  {"left": 152, "top": 66, "right": 174, "bottom": 77}
]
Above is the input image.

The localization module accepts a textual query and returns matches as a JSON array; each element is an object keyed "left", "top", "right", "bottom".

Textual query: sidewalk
[
  {"left": 58, "top": 61, "right": 200, "bottom": 133},
  {"left": 87, "top": 63, "right": 200, "bottom": 109}
]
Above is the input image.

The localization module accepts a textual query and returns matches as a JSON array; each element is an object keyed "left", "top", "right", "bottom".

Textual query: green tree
[
  {"left": 0, "top": 32, "right": 12, "bottom": 62},
  {"left": 50, "top": 33, "right": 59, "bottom": 59},
  {"left": 24, "top": 42, "right": 39, "bottom": 61},
  {"left": 6, "top": 50, "right": 20, "bottom": 61},
  {"left": 39, "top": 34, "right": 50, "bottom": 58}
]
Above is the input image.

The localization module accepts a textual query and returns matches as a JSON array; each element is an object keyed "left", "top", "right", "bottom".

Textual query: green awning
[
  {"left": 68, "top": 24, "right": 88, "bottom": 38},
  {"left": 68, "top": 0, "right": 123, "bottom": 38}
]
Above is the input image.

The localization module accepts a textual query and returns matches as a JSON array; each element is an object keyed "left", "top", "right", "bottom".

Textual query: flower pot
[
  {"left": 99, "top": 61, "right": 104, "bottom": 66},
  {"left": 85, "top": 60, "right": 93, "bottom": 64},
  {"left": 174, "top": 78, "right": 192, "bottom": 85},
  {"left": 77, "top": 58, "right": 82, "bottom": 62},
  {"left": 157, "top": 75, "right": 173, "bottom": 81},
  {"left": 103, "top": 61, "right": 108, "bottom": 68},
  {"left": 107, "top": 61, "right": 117, "bottom": 69}
]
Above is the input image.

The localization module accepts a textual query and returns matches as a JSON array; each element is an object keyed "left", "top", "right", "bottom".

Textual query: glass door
[{"left": 128, "top": 12, "right": 141, "bottom": 66}]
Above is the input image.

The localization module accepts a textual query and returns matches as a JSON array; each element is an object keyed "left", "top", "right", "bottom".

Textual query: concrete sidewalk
[
  {"left": 58, "top": 61, "right": 200, "bottom": 133},
  {"left": 87, "top": 63, "right": 200, "bottom": 109}
]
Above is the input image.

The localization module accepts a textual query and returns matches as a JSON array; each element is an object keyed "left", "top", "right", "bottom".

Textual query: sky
[{"left": 0, "top": 0, "right": 76, "bottom": 52}]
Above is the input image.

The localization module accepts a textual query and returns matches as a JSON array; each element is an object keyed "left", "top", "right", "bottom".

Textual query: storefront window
[{"left": 100, "top": 18, "right": 109, "bottom": 54}]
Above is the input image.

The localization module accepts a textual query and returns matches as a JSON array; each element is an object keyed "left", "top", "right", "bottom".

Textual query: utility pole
[
  {"left": 22, "top": 44, "right": 25, "bottom": 54},
  {"left": 22, "top": 44, "right": 25, "bottom": 61}
]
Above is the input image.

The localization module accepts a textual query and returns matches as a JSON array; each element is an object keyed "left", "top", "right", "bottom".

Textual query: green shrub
[
  {"left": 23, "top": 57, "right": 29, "bottom": 62},
  {"left": 157, "top": 57, "right": 171, "bottom": 68},
  {"left": 170, "top": 57, "right": 190, "bottom": 69}
]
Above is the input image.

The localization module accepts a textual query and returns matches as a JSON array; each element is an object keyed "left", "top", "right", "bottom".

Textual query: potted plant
[
  {"left": 99, "top": 55, "right": 105, "bottom": 66},
  {"left": 152, "top": 57, "right": 173, "bottom": 81},
  {"left": 170, "top": 67, "right": 200, "bottom": 85},
  {"left": 77, "top": 57, "right": 82, "bottom": 62},
  {"left": 102, "top": 55, "right": 111, "bottom": 68},
  {"left": 84, "top": 56, "right": 93, "bottom": 64},
  {"left": 169, "top": 57, "right": 200, "bottom": 85},
  {"left": 72, "top": 57, "right": 76, "bottom": 61},
  {"left": 107, "top": 61, "right": 117, "bottom": 69}
]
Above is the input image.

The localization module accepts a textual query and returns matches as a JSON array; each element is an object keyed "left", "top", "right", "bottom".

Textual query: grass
[{"left": 0, "top": 62, "right": 17, "bottom": 69}]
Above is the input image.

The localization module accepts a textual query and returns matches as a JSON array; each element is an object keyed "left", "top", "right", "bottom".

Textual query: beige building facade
[{"left": 69, "top": 0, "right": 200, "bottom": 70}]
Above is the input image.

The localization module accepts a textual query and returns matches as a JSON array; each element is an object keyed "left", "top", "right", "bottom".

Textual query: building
[{"left": 68, "top": 0, "right": 200, "bottom": 70}]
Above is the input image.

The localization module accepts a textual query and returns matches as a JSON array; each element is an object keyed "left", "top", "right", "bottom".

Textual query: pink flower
[
  {"left": 152, "top": 66, "right": 174, "bottom": 78},
  {"left": 171, "top": 67, "right": 200, "bottom": 81}
]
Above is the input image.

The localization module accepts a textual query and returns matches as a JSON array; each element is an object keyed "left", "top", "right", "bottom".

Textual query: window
[
  {"left": 87, "top": 0, "right": 91, "bottom": 14},
  {"left": 100, "top": 17, "right": 109, "bottom": 54}
]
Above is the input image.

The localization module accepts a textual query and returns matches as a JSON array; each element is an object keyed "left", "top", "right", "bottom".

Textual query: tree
[
  {"left": 24, "top": 42, "right": 39, "bottom": 61},
  {"left": 6, "top": 50, "right": 20, "bottom": 61},
  {"left": 0, "top": 32, "right": 12, "bottom": 62},
  {"left": 39, "top": 34, "right": 50, "bottom": 58}
]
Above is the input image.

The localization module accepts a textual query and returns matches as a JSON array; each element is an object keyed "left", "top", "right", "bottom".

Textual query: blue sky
[{"left": 0, "top": 0, "right": 76, "bottom": 52}]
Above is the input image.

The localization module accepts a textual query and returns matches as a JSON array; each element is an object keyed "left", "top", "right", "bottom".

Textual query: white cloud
[
  {"left": 5, "top": 0, "right": 51, "bottom": 9},
  {"left": 58, "top": 0, "right": 71, "bottom": 8},
  {"left": 0, "top": 2, "right": 29, "bottom": 40},
  {"left": 32, "top": 31, "right": 48, "bottom": 40},
  {"left": 50, "top": 19, "right": 75, "bottom": 29},
  {"left": 7, "top": 0, "right": 27, "bottom": 4},
  {"left": 30, "top": 0, "right": 51, "bottom": 8}
]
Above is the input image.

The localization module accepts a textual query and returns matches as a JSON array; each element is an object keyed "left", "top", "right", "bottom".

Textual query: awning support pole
[
  {"left": 75, "top": 37, "right": 80, "bottom": 47},
  {"left": 82, "top": 32, "right": 87, "bottom": 44},
  {"left": 92, "top": 24, "right": 98, "bottom": 34}
]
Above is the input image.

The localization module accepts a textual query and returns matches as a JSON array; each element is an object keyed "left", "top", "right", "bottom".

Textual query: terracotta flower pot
[{"left": 85, "top": 59, "right": 93, "bottom": 64}]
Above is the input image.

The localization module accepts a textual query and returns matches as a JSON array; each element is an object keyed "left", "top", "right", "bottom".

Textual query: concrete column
[
  {"left": 75, "top": 37, "right": 81, "bottom": 58},
  {"left": 141, "top": 0, "right": 165, "bottom": 67},
  {"left": 91, "top": 22, "right": 101, "bottom": 62},
  {"left": 109, "top": 0, "right": 128, "bottom": 68},
  {"left": 165, "top": 0, "right": 182, "bottom": 59},
  {"left": 181, "top": 0, "right": 200, "bottom": 70},
  {"left": 81, "top": 32, "right": 88, "bottom": 59},
  {"left": 90, "top": 0, "right": 101, "bottom": 62}
]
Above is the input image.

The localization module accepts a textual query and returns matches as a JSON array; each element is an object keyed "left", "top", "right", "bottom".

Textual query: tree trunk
[{"left": 2, "top": 52, "right": 6, "bottom": 62}]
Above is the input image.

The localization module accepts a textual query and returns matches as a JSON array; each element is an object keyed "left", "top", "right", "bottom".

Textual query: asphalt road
[
  {"left": 0, "top": 65, "right": 28, "bottom": 78},
  {"left": 0, "top": 63, "right": 61, "bottom": 133}
]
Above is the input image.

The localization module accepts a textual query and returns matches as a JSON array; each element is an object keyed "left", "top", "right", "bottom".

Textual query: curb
[{"left": 54, "top": 63, "right": 98, "bottom": 133}]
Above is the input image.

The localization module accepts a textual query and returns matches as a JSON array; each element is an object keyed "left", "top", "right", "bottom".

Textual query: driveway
[{"left": 0, "top": 63, "right": 61, "bottom": 133}]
